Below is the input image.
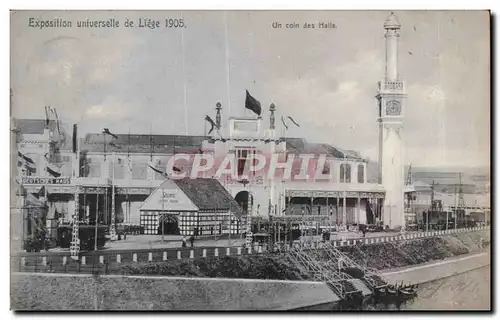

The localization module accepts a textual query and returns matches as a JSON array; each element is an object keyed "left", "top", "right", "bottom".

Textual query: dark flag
[
  {"left": 38, "top": 186, "right": 46, "bottom": 197},
  {"left": 102, "top": 128, "right": 118, "bottom": 139},
  {"left": 44, "top": 106, "right": 50, "bottom": 127},
  {"left": 245, "top": 90, "right": 262, "bottom": 116},
  {"left": 287, "top": 116, "right": 300, "bottom": 127},
  {"left": 18, "top": 153, "right": 36, "bottom": 173},
  {"left": 148, "top": 164, "right": 168, "bottom": 177},
  {"left": 204, "top": 115, "right": 220, "bottom": 134},
  {"left": 47, "top": 163, "right": 62, "bottom": 177},
  {"left": 18, "top": 151, "right": 35, "bottom": 165},
  {"left": 72, "top": 124, "right": 78, "bottom": 154}
]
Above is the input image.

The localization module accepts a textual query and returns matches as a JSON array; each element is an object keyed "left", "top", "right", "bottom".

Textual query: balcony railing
[{"left": 378, "top": 80, "right": 404, "bottom": 92}]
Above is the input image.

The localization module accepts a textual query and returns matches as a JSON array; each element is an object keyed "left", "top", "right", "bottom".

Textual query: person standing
[{"left": 189, "top": 234, "right": 195, "bottom": 248}]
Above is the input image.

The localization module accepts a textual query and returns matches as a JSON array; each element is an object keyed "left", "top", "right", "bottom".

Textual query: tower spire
[
  {"left": 384, "top": 12, "right": 401, "bottom": 81},
  {"left": 376, "top": 12, "right": 406, "bottom": 229}
]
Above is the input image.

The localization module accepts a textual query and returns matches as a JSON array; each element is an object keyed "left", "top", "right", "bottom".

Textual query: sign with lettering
[
  {"left": 116, "top": 188, "right": 153, "bottom": 195},
  {"left": 160, "top": 190, "right": 179, "bottom": 204},
  {"left": 21, "top": 177, "right": 71, "bottom": 185}
]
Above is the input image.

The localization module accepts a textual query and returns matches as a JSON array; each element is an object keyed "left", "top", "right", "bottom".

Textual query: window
[
  {"left": 88, "top": 159, "right": 101, "bottom": 178},
  {"left": 357, "top": 164, "right": 365, "bottom": 183},
  {"left": 109, "top": 160, "right": 125, "bottom": 180},
  {"left": 236, "top": 149, "right": 256, "bottom": 177},
  {"left": 322, "top": 159, "right": 330, "bottom": 175},
  {"left": 237, "top": 149, "right": 247, "bottom": 176},
  {"left": 340, "top": 164, "right": 351, "bottom": 183},
  {"left": 132, "top": 163, "right": 148, "bottom": 180}
]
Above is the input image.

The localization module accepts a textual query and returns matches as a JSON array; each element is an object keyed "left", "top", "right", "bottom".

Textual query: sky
[{"left": 10, "top": 10, "right": 490, "bottom": 168}]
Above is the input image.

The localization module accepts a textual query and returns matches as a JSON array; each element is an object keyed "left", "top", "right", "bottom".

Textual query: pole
[
  {"left": 161, "top": 187, "right": 165, "bottom": 244},
  {"left": 446, "top": 209, "right": 449, "bottom": 230},
  {"left": 110, "top": 153, "right": 116, "bottom": 239},
  {"left": 428, "top": 180, "right": 434, "bottom": 232},
  {"left": 343, "top": 154, "right": 347, "bottom": 229},
  {"left": 228, "top": 202, "right": 231, "bottom": 246},
  {"left": 454, "top": 184, "right": 458, "bottom": 229},
  {"left": 94, "top": 182, "right": 99, "bottom": 251}
]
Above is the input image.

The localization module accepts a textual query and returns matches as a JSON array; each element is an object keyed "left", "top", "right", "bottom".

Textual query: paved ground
[{"left": 43, "top": 230, "right": 400, "bottom": 253}]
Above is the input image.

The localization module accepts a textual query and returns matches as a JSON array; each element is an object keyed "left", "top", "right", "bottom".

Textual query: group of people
[{"left": 181, "top": 235, "right": 195, "bottom": 248}]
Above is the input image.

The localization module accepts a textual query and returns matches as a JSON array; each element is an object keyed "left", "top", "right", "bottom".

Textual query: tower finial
[
  {"left": 384, "top": 12, "right": 401, "bottom": 29},
  {"left": 269, "top": 103, "right": 276, "bottom": 130},
  {"left": 215, "top": 102, "right": 222, "bottom": 128}
]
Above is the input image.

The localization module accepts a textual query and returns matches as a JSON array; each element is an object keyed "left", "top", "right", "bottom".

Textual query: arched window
[
  {"left": 357, "top": 164, "right": 365, "bottom": 183},
  {"left": 340, "top": 164, "right": 351, "bottom": 183}
]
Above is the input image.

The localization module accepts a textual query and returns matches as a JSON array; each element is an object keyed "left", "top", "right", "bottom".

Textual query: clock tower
[{"left": 376, "top": 12, "right": 406, "bottom": 228}]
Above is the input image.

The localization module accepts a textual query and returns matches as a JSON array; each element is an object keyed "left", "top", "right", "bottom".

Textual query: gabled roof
[{"left": 173, "top": 178, "right": 243, "bottom": 218}]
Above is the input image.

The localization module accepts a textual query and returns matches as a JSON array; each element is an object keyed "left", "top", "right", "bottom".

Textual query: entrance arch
[
  {"left": 235, "top": 190, "right": 253, "bottom": 215},
  {"left": 157, "top": 214, "right": 180, "bottom": 235}
]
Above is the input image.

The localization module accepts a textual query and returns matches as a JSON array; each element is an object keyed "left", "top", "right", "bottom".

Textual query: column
[
  {"left": 353, "top": 164, "right": 358, "bottom": 184},
  {"left": 310, "top": 195, "right": 314, "bottom": 215},
  {"left": 356, "top": 194, "right": 361, "bottom": 223},
  {"left": 342, "top": 196, "right": 346, "bottom": 226}
]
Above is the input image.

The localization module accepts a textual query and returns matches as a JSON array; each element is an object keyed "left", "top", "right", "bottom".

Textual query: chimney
[{"left": 215, "top": 102, "right": 222, "bottom": 128}]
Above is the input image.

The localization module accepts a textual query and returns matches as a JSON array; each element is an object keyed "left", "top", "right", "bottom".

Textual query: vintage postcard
[{"left": 10, "top": 10, "right": 491, "bottom": 311}]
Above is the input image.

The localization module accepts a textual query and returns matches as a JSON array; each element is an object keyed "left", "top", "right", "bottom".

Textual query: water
[
  {"left": 299, "top": 266, "right": 491, "bottom": 311},
  {"left": 403, "top": 266, "right": 490, "bottom": 311}
]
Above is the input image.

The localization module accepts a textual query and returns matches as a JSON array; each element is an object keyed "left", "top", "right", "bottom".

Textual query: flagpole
[
  {"left": 224, "top": 11, "right": 231, "bottom": 117},
  {"left": 181, "top": 11, "right": 188, "bottom": 135},
  {"left": 127, "top": 122, "right": 131, "bottom": 223},
  {"left": 343, "top": 153, "right": 346, "bottom": 229},
  {"left": 150, "top": 123, "right": 153, "bottom": 162},
  {"left": 162, "top": 186, "right": 165, "bottom": 244},
  {"left": 204, "top": 117, "right": 207, "bottom": 138},
  {"left": 110, "top": 152, "right": 116, "bottom": 240},
  {"left": 95, "top": 179, "right": 99, "bottom": 251}
]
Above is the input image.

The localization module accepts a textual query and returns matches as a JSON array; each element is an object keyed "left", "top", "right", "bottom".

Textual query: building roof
[
  {"left": 13, "top": 119, "right": 57, "bottom": 135},
  {"left": 384, "top": 12, "right": 401, "bottom": 28},
  {"left": 81, "top": 133, "right": 206, "bottom": 154},
  {"left": 173, "top": 178, "right": 243, "bottom": 218},
  {"left": 285, "top": 138, "right": 364, "bottom": 160},
  {"left": 80, "top": 132, "right": 364, "bottom": 160}
]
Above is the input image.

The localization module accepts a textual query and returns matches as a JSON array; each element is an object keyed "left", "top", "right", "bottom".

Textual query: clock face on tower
[{"left": 386, "top": 100, "right": 402, "bottom": 116}]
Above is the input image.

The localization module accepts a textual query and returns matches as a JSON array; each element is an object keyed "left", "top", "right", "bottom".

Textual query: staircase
[
  {"left": 320, "top": 242, "right": 388, "bottom": 291},
  {"left": 288, "top": 245, "right": 361, "bottom": 300}
]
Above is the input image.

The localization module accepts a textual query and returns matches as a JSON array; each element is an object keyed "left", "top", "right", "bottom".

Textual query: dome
[{"left": 384, "top": 12, "right": 401, "bottom": 29}]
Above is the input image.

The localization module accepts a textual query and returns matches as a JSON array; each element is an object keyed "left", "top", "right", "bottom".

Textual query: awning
[{"left": 47, "top": 186, "right": 77, "bottom": 194}]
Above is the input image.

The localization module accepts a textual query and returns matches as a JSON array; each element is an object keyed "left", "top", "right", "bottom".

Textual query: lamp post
[
  {"left": 161, "top": 187, "right": 165, "bottom": 244},
  {"left": 94, "top": 180, "right": 99, "bottom": 251},
  {"left": 110, "top": 153, "right": 116, "bottom": 240},
  {"left": 342, "top": 154, "right": 347, "bottom": 230}
]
